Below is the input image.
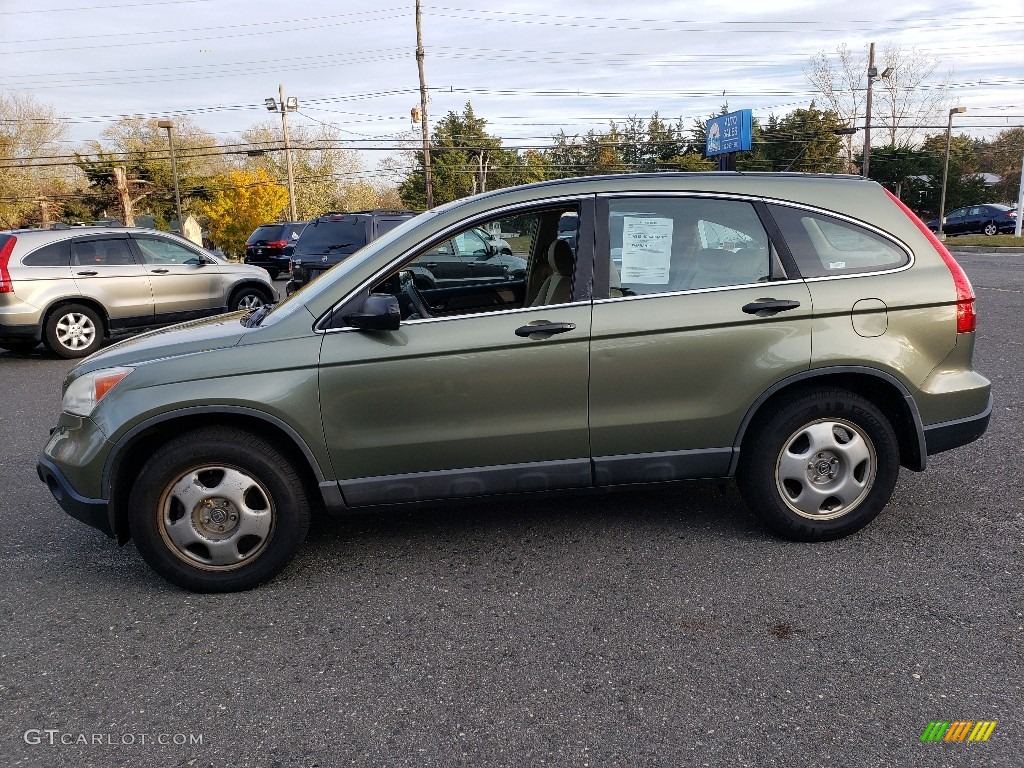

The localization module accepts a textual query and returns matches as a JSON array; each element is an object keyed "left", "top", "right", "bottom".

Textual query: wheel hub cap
[{"left": 194, "top": 498, "right": 240, "bottom": 537}]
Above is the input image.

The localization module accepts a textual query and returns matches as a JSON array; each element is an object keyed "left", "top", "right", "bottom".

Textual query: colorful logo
[{"left": 920, "top": 721, "right": 997, "bottom": 742}]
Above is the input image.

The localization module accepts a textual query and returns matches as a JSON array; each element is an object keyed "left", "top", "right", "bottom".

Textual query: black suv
[
  {"left": 285, "top": 210, "right": 418, "bottom": 294},
  {"left": 243, "top": 222, "right": 307, "bottom": 280}
]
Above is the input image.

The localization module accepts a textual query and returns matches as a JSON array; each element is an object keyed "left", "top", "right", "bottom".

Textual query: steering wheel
[{"left": 404, "top": 281, "right": 432, "bottom": 319}]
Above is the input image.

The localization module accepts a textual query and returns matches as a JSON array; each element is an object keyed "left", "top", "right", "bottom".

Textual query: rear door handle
[
  {"left": 741, "top": 299, "right": 801, "bottom": 315},
  {"left": 151, "top": 268, "right": 169, "bottom": 274},
  {"left": 75, "top": 270, "right": 98, "bottom": 276},
  {"left": 515, "top": 321, "right": 576, "bottom": 338}
]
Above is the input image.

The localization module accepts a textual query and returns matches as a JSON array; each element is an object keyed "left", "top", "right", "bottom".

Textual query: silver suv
[{"left": 0, "top": 226, "right": 277, "bottom": 358}]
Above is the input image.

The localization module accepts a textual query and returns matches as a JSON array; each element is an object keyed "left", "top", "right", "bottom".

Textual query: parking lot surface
[{"left": 2, "top": 252, "right": 1020, "bottom": 767}]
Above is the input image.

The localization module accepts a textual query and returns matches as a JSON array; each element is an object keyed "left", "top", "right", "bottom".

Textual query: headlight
[{"left": 63, "top": 367, "right": 134, "bottom": 416}]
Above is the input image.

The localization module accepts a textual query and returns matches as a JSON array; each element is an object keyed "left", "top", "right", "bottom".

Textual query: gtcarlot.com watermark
[{"left": 24, "top": 729, "right": 204, "bottom": 747}]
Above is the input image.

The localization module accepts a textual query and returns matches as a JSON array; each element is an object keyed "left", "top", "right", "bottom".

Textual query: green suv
[{"left": 37, "top": 174, "right": 991, "bottom": 592}]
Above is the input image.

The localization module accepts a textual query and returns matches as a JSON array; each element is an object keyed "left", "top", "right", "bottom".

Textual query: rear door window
[{"left": 768, "top": 205, "right": 909, "bottom": 278}]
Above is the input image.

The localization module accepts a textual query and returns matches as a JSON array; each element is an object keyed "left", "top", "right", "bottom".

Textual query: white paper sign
[{"left": 621, "top": 216, "right": 673, "bottom": 284}]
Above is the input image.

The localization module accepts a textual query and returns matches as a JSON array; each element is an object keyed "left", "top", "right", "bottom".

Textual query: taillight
[
  {"left": 0, "top": 236, "right": 16, "bottom": 294},
  {"left": 884, "top": 189, "right": 976, "bottom": 334},
  {"left": 266, "top": 240, "right": 288, "bottom": 249}
]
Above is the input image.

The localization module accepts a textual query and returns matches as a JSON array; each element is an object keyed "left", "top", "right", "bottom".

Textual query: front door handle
[
  {"left": 515, "top": 321, "right": 576, "bottom": 338},
  {"left": 741, "top": 298, "right": 801, "bottom": 315},
  {"left": 151, "top": 268, "right": 169, "bottom": 274},
  {"left": 75, "top": 270, "right": 98, "bottom": 276}
]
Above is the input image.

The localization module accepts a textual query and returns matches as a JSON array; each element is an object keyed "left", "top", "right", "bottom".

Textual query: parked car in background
[
  {"left": 926, "top": 204, "right": 1018, "bottom": 236},
  {"left": 286, "top": 210, "right": 418, "bottom": 294},
  {"left": 405, "top": 226, "right": 527, "bottom": 289},
  {"left": 0, "top": 226, "right": 276, "bottom": 358},
  {"left": 243, "top": 221, "right": 307, "bottom": 279},
  {"left": 37, "top": 173, "right": 990, "bottom": 592}
]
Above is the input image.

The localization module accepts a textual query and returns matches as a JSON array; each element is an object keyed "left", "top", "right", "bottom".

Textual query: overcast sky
[{"left": 2, "top": 0, "right": 1021, "bottom": 179}]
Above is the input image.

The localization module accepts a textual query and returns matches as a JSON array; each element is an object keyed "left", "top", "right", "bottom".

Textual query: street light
[
  {"left": 937, "top": 107, "right": 967, "bottom": 241},
  {"left": 156, "top": 119, "right": 182, "bottom": 231},
  {"left": 264, "top": 84, "right": 298, "bottom": 222}
]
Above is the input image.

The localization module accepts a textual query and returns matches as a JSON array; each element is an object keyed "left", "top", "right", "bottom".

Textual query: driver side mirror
[{"left": 343, "top": 293, "right": 400, "bottom": 331}]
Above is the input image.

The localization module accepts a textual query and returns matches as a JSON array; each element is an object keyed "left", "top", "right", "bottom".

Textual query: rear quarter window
[
  {"left": 21, "top": 240, "right": 70, "bottom": 266},
  {"left": 768, "top": 204, "right": 909, "bottom": 278}
]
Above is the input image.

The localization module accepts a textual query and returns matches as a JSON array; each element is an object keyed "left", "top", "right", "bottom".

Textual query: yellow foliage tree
[{"left": 199, "top": 168, "right": 287, "bottom": 257}]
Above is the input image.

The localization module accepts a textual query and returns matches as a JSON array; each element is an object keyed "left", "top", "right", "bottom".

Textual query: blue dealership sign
[{"left": 705, "top": 109, "right": 753, "bottom": 157}]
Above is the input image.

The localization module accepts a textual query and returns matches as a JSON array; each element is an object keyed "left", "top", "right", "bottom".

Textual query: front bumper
[{"left": 37, "top": 454, "right": 113, "bottom": 537}]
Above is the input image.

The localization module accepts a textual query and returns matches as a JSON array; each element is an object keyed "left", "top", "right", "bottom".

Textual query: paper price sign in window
[{"left": 621, "top": 216, "right": 673, "bottom": 284}]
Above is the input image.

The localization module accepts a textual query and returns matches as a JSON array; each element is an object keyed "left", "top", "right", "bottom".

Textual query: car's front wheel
[
  {"left": 129, "top": 427, "right": 311, "bottom": 592},
  {"left": 229, "top": 286, "right": 271, "bottom": 312},
  {"left": 44, "top": 303, "right": 104, "bottom": 358},
  {"left": 738, "top": 388, "right": 899, "bottom": 541}
]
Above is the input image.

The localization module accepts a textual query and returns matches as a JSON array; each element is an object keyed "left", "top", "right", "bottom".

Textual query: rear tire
[
  {"left": 43, "top": 303, "right": 103, "bottom": 359},
  {"left": 983, "top": 223, "right": 998, "bottom": 236},
  {"left": 129, "top": 427, "right": 311, "bottom": 592},
  {"left": 738, "top": 388, "right": 899, "bottom": 541}
]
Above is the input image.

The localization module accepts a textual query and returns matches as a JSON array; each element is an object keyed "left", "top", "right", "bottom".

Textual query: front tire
[
  {"left": 229, "top": 286, "right": 270, "bottom": 312},
  {"left": 129, "top": 427, "right": 311, "bottom": 592},
  {"left": 738, "top": 389, "right": 899, "bottom": 541},
  {"left": 44, "top": 303, "right": 103, "bottom": 358}
]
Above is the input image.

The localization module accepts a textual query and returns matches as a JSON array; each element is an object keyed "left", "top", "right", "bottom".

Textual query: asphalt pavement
[{"left": 1, "top": 253, "right": 1021, "bottom": 767}]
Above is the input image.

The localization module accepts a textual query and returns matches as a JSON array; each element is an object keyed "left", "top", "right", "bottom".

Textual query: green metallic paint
[
  {"left": 590, "top": 281, "right": 814, "bottom": 456},
  {"left": 318, "top": 304, "right": 591, "bottom": 481}
]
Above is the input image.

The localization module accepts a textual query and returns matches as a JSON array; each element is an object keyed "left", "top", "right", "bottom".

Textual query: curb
[{"left": 946, "top": 245, "right": 1024, "bottom": 253}]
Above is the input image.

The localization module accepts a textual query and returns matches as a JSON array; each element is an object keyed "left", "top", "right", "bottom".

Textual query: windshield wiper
[{"left": 326, "top": 243, "right": 354, "bottom": 250}]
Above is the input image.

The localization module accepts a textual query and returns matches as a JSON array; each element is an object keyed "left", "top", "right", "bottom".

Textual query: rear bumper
[
  {"left": 37, "top": 454, "right": 113, "bottom": 538},
  {"left": 923, "top": 394, "right": 992, "bottom": 456},
  {"left": 0, "top": 322, "right": 41, "bottom": 342}
]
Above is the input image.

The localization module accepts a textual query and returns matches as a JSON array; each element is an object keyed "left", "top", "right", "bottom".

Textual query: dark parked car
[
  {"left": 927, "top": 204, "right": 1018, "bottom": 236},
  {"left": 286, "top": 210, "right": 418, "bottom": 294},
  {"left": 38, "top": 173, "right": 991, "bottom": 591},
  {"left": 243, "top": 222, "right": 307, "bottom": 279},
  {"left": 406, "top": 226, "right": 526, "bottom": 289}
]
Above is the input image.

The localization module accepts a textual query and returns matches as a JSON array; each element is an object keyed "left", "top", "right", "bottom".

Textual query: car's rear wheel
[
  {"left": 44, "top": 303, "right": 103, "bottom": 359},
  {"left": 229, "top": 286, "right": 271, "bottom": 312},
  {"left": 738, "top": 388, "right": 899, "bottom": 541},
  {"left": 129, "top": 427, "right": 311, "bottom": 592},
  {"left": 983, "top": 222, "right": 998, "bottom": 236},
  {"left": 267, "top": 269, "right": 280, "bottom": 281}
]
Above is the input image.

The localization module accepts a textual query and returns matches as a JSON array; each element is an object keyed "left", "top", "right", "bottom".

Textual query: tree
[
  {"left": 399, "top": 102, "right": 545, "bottom": 207},
  {"left": 198, "top": 169, "right": 287, "bottom": 257},
  {"left": 757, "top": 104, "right": 848, "bottom": 173},
  {"left": 913, "top": 133, "right": 988, "bottom": 218},
  {"left": 240, "top": 121, "right": 383, "bottom": 219},
  {"left": 805, "top": 43, "right": 950, "bottom": 172},
  {"left": 863, "top": 144, "right": 928, "bottom": 200},
  {"left": 75, "top": 116, "right": 222, "bottom": 227},
  {"left": 0, "top": 92, "right": 70, "bottom": 228},
  {"left": 976, "top": 128, "right": 1024, "bottom": 203}
]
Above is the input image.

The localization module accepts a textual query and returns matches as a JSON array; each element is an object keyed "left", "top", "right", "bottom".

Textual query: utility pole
[
  {"left": 265, "top": 86, "right": 298, "bottom": 221},
  {"left": 157, "top": 120, "right": 183, "bottom": 231},
  {"left": 279, "top": 84, "right": 298, "bottom": 222},
  {"left": 415, "top": 0, "right": 434, "bottom": 209},
  {"left": 863, "top": 42, "right": 876, "bottom": 178}
]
